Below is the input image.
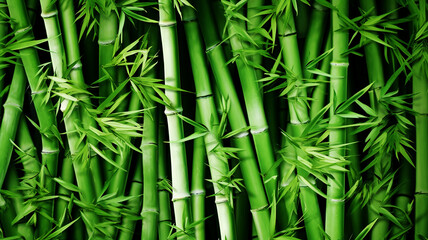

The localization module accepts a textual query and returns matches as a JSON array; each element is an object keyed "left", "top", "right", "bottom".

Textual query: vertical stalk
[
  {"left": 58, "top": 0, "right": 103, "bottom": 195},
  {"left": 325, "top": 0, "right": 349, "bottom": 239},
  {"left": 190, "top": 111, "right": 207, "bottom": 240},
  {"left": 183, "top": 6, "right": 236, "bottom": 240},
  {"left": 222, "top": 0, "right": 277, "bottom": 205},
  {"left": 98, "top": 0, "right": 118, "bottom": 100},
  {"left": 274, "top": 2, "right": 324, "bottom": 238},
  {"left": 5, "top": 1, "right": 60, "bottom": 236},
  {"left": 158, "top": 0, "right": 191, "bottom": 237},
  {"left": 198, "top": 1, "right": 271, "bottom": 239},
  {"left": 38, "top": 0, "right": 66, "bottom": 234},
  {"left": 158, "top": 117, "right": 172, "bottom": 240}
]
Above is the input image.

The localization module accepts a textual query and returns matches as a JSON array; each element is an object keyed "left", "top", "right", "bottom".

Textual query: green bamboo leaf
[
  {"left": 222, "top": 126, "right": 251, "bottom": 139},
  {"left": 97, "top": 78, "right": 130, "bottom": 112},
  {"left": 43, "top": 217, "right": 80, "bottom": 240},
  {"left": 298, "top": 175, "right": 328, "bottom": 199},
  {"left": 89, "top": 144, "right": 127, "bottom": 172},
  {"left": 169, "top": 131, "right": 207, "bottom": 143},
  {"left": 355, "top": 219, "right": 378, "bottom": 240},
  {"left": 336, "top": 83, "right": 373, "bottom": 114},
  {"left": 54, "top": 178, "right": 80, "bottom": 193},
  {"left": 12, "top": 204, "right": 38, "bottom": 225}
]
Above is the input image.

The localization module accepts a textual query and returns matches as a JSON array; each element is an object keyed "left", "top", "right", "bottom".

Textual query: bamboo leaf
[
  {"left": 54, "top": 178, "right": 80, "bottom": 193},
  {"left": 355, "top": 219, "right": 378, "bottom": 240},
  {"left": 336, "top": 83, "right": 373, "bottom": 114}
]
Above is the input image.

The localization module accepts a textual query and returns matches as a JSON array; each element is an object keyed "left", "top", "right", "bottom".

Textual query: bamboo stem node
[
  {"left": 172, "top": 192, "right": 191, "bottom": 202},
  {"left": 15, "top": 26, "right": 32, "bottom": 35},
  {"left": 98, "top": 39, "right": 115, "bottom": 46},
  {"left": 191, "top": 190, "right": 206, "bottom": 196},
  {"left": 330, "top": 62, "right": 349, "bottom": 67},
  {"left": 250, "top": 204, "right": 269, "bottom": 213},
  {"left": 41, "top": 10, "right": 58, "bottom": 19},
  {"left": 232, "top": 130, "right": 250, "bottom": 139},
  {"left": 250, "top": 127, "right": 269, "bottom": 135},
  {"left": 159, "top": 21, "right": 177, "bottom": 27},
  {"left": 3, "top": 102, "right": 23, "bottom": 111},
  {"left": 164, "top": 108, "right": 183, "bottom": 116}
]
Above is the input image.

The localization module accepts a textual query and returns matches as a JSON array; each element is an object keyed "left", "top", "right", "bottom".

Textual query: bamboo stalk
[
  {"left": 6, "top": 2, "right": 60, "bottom": 236},
  {"left": 325, "top": 0, "right": 349, "bottom": 239},
  {"left": 98, "top": 0, "right": 118, "bottom": 100},
  {"left": 159, "top": 1, "right": 191, "bottom": 237},
  {"left": 222, "top": 0, "right": 278, "bottom": 205},
  {"left": 190, "top": 111, "right": 207, "bottom": 240},
  {"left": 274, "top": 2, "right": 324, "bottom": 238},
  {"left": 58, "top": 0, "right": 103, "bottom": 195},
  {"left": 158, "top": 117, "right": 172, "bottom": 240},
  {"left": 198, "top": 1, "right": 271, "bottom": 238},
  {"left": 183, "top": 6, "right": 236, "bottom": 239}
]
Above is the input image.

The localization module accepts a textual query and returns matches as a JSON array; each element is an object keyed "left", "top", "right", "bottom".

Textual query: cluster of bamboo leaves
[{"left": 0, "top": 0, "right": 427, "bottom": 239}]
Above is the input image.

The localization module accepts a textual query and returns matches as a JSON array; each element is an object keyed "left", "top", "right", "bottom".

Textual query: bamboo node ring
[
  {"left": 172, "top": 192, "right": 191, "bottom": 201},
  {"left": 41, "top": 10, "right": 58, "bottom": 19},
  {"left": 251, "top": 204, "right": 269, "bottom": 212},
  {"left": 15, "top": 26, "right": 32, "bottom": 35},
  {"left": 31, "top": 90, "right": 47, "bottom": 95},
  {"left": 330, "top": 62, "right": 349, "bottom": 67},
  {"left": 191, "top": 190, "right": 206, "bottom": 196},
  {"left": 233, "top": 130, "right": 250, "bottom": 139},
  {"left": 98, "top": 39, "right": 115, "bottom": 46},
  {"left": 159, "top": 21, "right": 177, "bottom": 27},
  {"left": 3, "top": 102, "right": 23, "bottom": 111},
  {"left": 329, "top": 198, "right": 345, "bottom": 202},
  {"left": 251, "top": 127, "right": 268, "bottom": 135}
]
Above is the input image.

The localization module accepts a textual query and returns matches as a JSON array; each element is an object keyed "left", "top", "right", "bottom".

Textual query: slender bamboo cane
[
  {"left": 141, "top": 86, "right": 159, "bottom": 240},
  {"left": 17, "top": 118, "right": 41, "bottom": 193},
  {"left": 183, "top": 6, "right": 236, "bottom": 240},
  {"left": 325, "top": 0, "right": 349, "bottom": 239},
  {"left": 37, "top": 0, "right": 67, "bottom": 234},
  {"left": 0, "top": 64, "right": 34, "bottom": 240},
  {"left": 117, "top": 152, "right": 143, "bottom": 240},
  {"left": 408, "top": 1, "right": 428, "bottom": 238},
  {"left": 4, "top": 164, "right": 35, "bottom": 240},
  {"left": 190, "top": 110, "right": 207, "bottom": 240},
  {"left": 221, "top": 0, "right": 278, "bottom": 206},
  {"left": 302, "top": 2, "right": 328, "bottom": 80},
  {"left": 6, "top": 2, "right": 60, "bottom": 236},
  {"left": 158, "top": 117, "right": 172, "bottom": 240},
  {"left": 0, "top": 0, "right": 8, "bottom": 108},
  {"left": 274, "top": 3, "right": 324, "bottom": 238},
  {"left": 358, "top": 1, "right": 393, "bottom": 238},
  {"left": 58, "top": 0, "right": 103, "bottom": 195},
  {"left": 0, "top": 64, "right": 26, "bottom": 188},
  {"left": 197, "top": 1, "right": 271, "bottom": 238},
  {"left": 159, "top": 1, "right": 192, "bottom": 237},
  {"left": 98, "top": 0, "right": 118, "bottom": 100}
]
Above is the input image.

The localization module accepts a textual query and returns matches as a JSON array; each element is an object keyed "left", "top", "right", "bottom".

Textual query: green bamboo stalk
[
  {"left": 6, "top": 1, "right": 60, "bottom": 236},
  {"left": 190, "top": 109, "right": 207, "bottom": 240},
  {"left": 0, "top": 64, "right": 26, "bottom": 188},
  {"left": 413, "top": 50, "right": 428, "bottom": 240},
  {"left": 17, "top": 118, "right": 40, "bottom": 193},
  {"left": 4, "top": 164, "right": 34, "bottom": 240},
  {"left": 183, "top": 6, "right": 236, "bottom": 239},
  {"left": 358, "top": 1, "right": 393, "bottom": 238},
  {"left": 159, "top": 1, "right": 192, "bottom": 237},
  {"left": 198, "top": 1, "right": 271, "bottom": 238},
  {"left": 37, "top": 0, "right": 67, "bottom": 234},
  {"left": 247, "top": 0, "right": 264, "bottom": 81},
  {"left": 325, "top": 0, "right": 349, "bottom": 239},
  {"left": 0, "top": 0, "right": 8, "bottom": 107},
  {"left": 117, "top": 152, "right": 143, "bottom": 240},
  {"left": 158, "top": 118, "right": 172, "bottom": 240},
  {"left": 0, "top": 65, "right": 36, "bottom": 240},
  {"left": 302, "top": 2, "right": 328, "bottom": 80},
  {"left": 221, "top": 0, "right": 277, "bottom": 206},
  {"left": 98, "top": 0, "right": 118, "bottom": 100},
  {"left": 274, "top": 2, "right": 324, "bottom": 238},
  {"left": 141, "top": 86, "right": 159, "bottom": 240},
  {"left": 309, "top": 33, "right": 331, "bottom": 118},
  {"left": 58, "top": 0, "right": 103, "bottom": 195},
  {"left": 408, "top": 1, "right": 428, "bottom": 238},
  {"left": 0, "top": 193, "right": 19, "bottom": 238}
]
